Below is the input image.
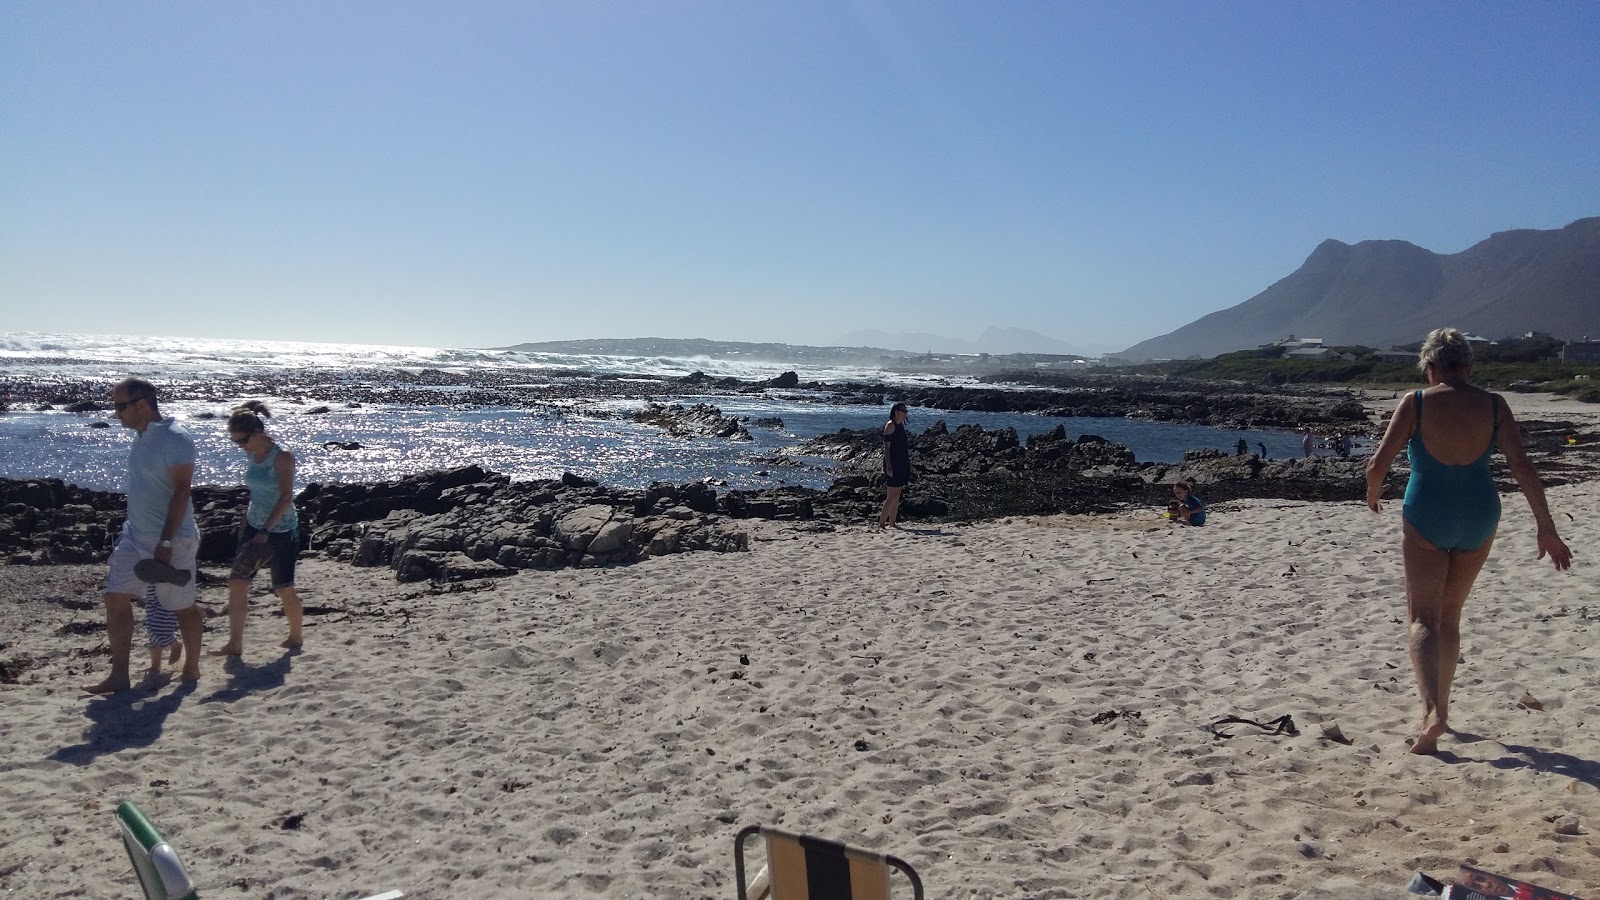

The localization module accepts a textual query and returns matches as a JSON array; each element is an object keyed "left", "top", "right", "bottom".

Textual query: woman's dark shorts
[{"left": 230, "top": 525, "right": 299, "bottom": 589}]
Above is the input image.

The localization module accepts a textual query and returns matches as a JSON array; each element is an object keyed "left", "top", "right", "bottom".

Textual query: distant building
[
  {"left": 1561, "top": 338, "right": 1600, "bottom": 365},
  {"left": 1462, "top": 333, "right": 1495, "bottom": 346},
  {"left": 1262, "top": 335, "right": 1327, "bottom": 352},
  {"left": 1285, "top": 346, "right": 1334, "bottom": 360},
  {"left": 1373, "top": 349, "right": 1415, "bottom": 362}
]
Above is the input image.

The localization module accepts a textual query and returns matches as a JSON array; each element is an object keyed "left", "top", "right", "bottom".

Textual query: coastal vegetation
[{"left": 995, "top": 334, "right": 1600, "bottom": 401}]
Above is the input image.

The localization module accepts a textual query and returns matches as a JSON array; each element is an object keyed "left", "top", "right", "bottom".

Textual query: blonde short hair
[{"left": 1417, "top": 327, "right": 1473, "bottom": 374}]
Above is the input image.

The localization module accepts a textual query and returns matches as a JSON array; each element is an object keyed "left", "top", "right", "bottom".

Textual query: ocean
[{"left": 0, "top": 332, "right": 1317, "bottom": 493}]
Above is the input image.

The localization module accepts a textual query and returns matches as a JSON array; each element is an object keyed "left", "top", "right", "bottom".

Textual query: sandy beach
[{"left": 3, "top": 456, "right": 1597, "bottom": 898}]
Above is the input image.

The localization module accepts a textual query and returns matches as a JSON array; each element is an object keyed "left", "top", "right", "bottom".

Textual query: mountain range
[{"left": 1122, "top": 217, "right": 1600, "bottom": 360}]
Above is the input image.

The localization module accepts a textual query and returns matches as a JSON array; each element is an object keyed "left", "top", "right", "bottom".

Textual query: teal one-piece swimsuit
[{"left": 1401, "top": 390, "right": 1501, "bottom": 551}]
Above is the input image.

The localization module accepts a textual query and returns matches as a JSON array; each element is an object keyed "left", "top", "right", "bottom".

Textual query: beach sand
[{"left": 3, "top": 476, "right": 1599, "bottom": 897}]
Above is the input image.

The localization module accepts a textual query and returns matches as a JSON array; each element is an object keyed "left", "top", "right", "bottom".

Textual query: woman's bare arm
[
  {"left": 882, "top": 422, "right": 895, "bottom": 477},
  {"left": 1494, "top": 395, "right": 1572, "bottom": 569},
  {"left": 1365, "top": 393, "right": 1414, "bottom": 512}
]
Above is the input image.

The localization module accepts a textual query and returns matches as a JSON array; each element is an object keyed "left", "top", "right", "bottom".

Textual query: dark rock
[
  {"left": 766, "top": 371, "right": 800, "bottom": 389},
  {"left": 900, "top": 496, "right": 948, "bottom": 517},
  {"left": 632, "top": 402, "right": 752, "bottom": 440}
]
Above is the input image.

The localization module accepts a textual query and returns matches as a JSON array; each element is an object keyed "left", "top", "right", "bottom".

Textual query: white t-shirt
[{"left": 126, "top": 418, "right": 198, "bottom": 540}]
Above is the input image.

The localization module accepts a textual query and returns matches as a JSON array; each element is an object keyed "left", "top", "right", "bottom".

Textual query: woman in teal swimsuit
[{"left": 1366, "top": 328, "right": 1572, "bottom": 754}]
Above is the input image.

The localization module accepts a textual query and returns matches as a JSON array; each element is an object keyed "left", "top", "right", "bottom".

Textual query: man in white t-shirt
[{"left": 84, "top": 378, "right": 203, "bottom": 694}]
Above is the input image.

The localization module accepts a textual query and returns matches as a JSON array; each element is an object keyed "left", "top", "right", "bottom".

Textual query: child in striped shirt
[{"left": 144, "top": 585, "right": 181, "bottom": 681}]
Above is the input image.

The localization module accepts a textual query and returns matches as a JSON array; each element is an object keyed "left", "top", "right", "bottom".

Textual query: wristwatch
[{"left": 159, "top": 539, "right": 173, "bottom": 549}]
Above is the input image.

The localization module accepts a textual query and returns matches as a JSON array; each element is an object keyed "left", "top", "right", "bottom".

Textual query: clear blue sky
[{"left": 4, "top": 2, "right": 1597, "bottom": 354}]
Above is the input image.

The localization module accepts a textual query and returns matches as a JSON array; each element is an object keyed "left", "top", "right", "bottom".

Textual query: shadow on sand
[
  {"left": 1436, "top": 732, "right": 1600, "bottom": 792},
  {"left": 50, "top": 681, "right": 197, "bottom": 766},
  {"left": 198, "top": 650, "right": 296, "bottom": 705}
]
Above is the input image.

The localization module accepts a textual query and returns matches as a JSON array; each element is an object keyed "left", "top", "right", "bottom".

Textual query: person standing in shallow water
[
  {"left": 877, "top": 403, "right": 911, "bottom": 528},
  {"left": 1365, "top": 327, "right": 1572, "bottom": 755},
  {"left": 86, "top": 377, "right": 203, "bottom": 694},
  {"left": 211, "top": 401, "right": 304, "bottom": 656}
]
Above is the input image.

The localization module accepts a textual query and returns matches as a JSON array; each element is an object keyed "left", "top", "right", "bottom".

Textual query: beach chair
[
  {"left": 733, "top": 824, "right": 924, "bottom": 900},
  {"left": 115, "top": 801, "right": 404, "bottom": 900},
  {"left": 116, "top": 801, "right": 197, "bottom": 900}
]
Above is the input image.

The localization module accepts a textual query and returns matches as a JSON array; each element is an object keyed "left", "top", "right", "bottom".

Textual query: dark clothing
[
  {"left": 230, "top": 524, "right": 300, "bottom": 589},
  {"left": 884, "top": 422, "right": 911, "bottom": 488}
]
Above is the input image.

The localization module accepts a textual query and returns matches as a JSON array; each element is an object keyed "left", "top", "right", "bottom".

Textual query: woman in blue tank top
[
  {"left": 211, "top": 401, "right": 304, "bottom": 657},
  {"left": 1365, "top": 328, "right": 1572, "bottom": 755}
]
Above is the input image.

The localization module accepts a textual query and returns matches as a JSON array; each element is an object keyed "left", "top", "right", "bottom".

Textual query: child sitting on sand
[
  {"left": 1172, "top": 482, "right": 1207, "bottom": 526},
  {"left": 144, "top": 585, "right": 181, "bottom": 681}
]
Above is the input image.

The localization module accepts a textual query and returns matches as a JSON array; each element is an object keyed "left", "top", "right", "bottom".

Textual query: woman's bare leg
[
  {"left": 209, "top": 580, "right": 250, "bottom": 656},
  {"left": 877, "top": 486, "right": 902, "bottom": 527},
  {"left": 1435, "top": 534, "right": 1495, "bottom": 730},
  {"left": 277, "top": 586, "right": 303, "bottom": 648},
  {"left": 1401, "top": 523, "right": 1452, "bottom": 753}
]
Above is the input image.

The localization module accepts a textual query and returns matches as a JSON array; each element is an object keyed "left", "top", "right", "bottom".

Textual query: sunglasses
[
  {"left": 231, "top": 434, "right": 251, "bottom": 445},
  {"left": 112, "top": 397, "right": 144, "bottom": 412}
]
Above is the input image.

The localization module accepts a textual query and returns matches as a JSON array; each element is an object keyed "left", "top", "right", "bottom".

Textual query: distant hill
[
  {"left": 836, "top": 326, "right": 1083, "bottom": 355},
  {"left": 1122, "top": 217, "right": 1600, "bottom": 360},
  {"left": 493, "top": 337, "right": 897, "bottom": 365}
]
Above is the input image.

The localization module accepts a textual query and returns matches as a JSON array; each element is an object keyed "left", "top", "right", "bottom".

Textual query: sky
[{"left": 3, "top": 3, "right": 1598, "bottom": 355}]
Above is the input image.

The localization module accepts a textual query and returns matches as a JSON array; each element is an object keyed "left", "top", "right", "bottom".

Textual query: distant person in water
[
  {"left": 1302, "top": 431, "right": 1315, "bottom": 458},
  {"left": 211, "top": 401, "right": 304, "bottom": 656},
  {"left": 1257, "top": 442, "right": 1268, "bottom": 459},
  {"left": 85, "top": 377, "right": 202, "bottom": 694},
  {"left": 1171, "top": 482, "right": 1206, "bottom": 526},
  {"left": 877, "top": 402, "right": 911, "bottom": 528},
  {"left": 1365, "top": 327, "right": 1572, "bottom": 755},
  {"left": 1235, "top": 438, "right": 1248, "bottom": 456}
]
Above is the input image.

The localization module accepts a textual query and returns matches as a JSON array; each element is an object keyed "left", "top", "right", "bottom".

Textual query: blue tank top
[{"left": 245, "top": 444, "right": 299, "bottom": 532}]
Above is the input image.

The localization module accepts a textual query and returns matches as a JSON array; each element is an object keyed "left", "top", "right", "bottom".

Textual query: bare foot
[
  {"left": 140, "top": 669, "right": 172, "bottom": 687},
  {"left": 82, "top": 675, "right": 130, "bottom": 696},
  {"left": 281, "top": 637, "right": 303, "bottom": 650},
  {"left": 1409, "top": 721, "right": 1447, "bottom": 755},
  {"left": 207, "top": 644, "right": 242, "bottom": 657},
  {"left": 167, "top": 643, "right": 182, "bottom": 665},
  {"left": 180, "top": 663, "right": 200, "bottom": 683}
]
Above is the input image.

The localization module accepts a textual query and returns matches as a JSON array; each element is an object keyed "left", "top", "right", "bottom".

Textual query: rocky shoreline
[
  {"left": 7, "top": 403, "right": 1594, "bottom": 582},
  {"left": 3, "top": 366, "right": 1375, "bottom": 433},
  {"left": 6, "top": 367, "right": 1598, "bottom": 586}
]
